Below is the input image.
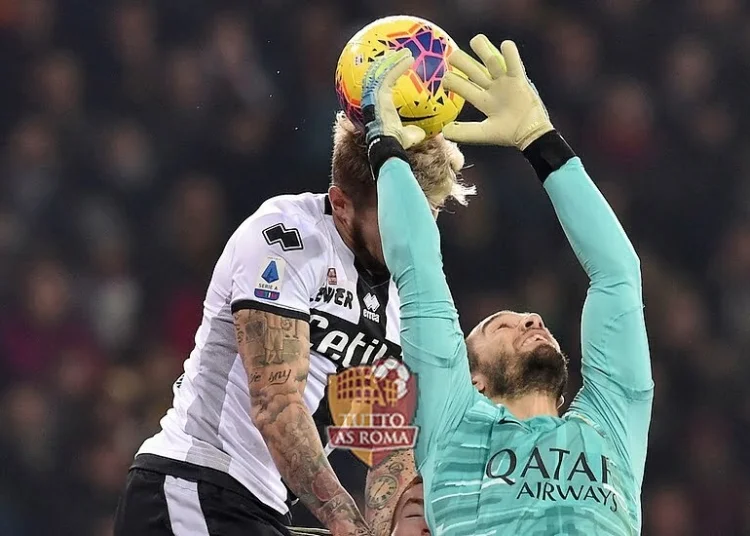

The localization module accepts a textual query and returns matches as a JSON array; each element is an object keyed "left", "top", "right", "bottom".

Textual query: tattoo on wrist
[
  {"left": 387, "top": 461, "right": 404, "bottom": 475},
  {"left": 366, "top": 475, "right": 399, "bottom": 510},
  {"left": 365, "top": 449, "right": 418, "bottom": 534}
]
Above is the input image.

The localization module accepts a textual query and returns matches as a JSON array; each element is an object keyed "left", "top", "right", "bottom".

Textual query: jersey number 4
[{"left": 263, "top": 223, "right": 303, "bottom": 251}]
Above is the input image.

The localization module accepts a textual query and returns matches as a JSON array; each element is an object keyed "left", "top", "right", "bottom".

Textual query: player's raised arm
[
  {"left": 360, "top": 50, "right": 478, "bottom": 466},
  {"left": 541, "top": 140, "right": 653, "bottom": 482},
  {"left": 230, "top": 216, "right": 369, "bottom": 536},
  {"left": 443, "top": 37, "right": 654, "bottom": 486}
]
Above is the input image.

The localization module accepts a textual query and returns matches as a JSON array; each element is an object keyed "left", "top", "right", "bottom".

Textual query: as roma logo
[{"left": 326, "top": 358, "right": 418, "bottom": 466}]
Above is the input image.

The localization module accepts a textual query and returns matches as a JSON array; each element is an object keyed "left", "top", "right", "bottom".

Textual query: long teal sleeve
[
  {"left": 548, "top": 158, "right": 654, "bottom": 493},
  {"left": 376, "top": 158, "right": 476, "bottom": 466}
]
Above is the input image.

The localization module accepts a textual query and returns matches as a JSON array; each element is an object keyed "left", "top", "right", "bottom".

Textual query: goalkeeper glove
[
  {"left": 442, "top": 36, "right": 554, "bottom": 150},
  {"left": 361, "top": 48, "right": 426, "bottom": 178}
]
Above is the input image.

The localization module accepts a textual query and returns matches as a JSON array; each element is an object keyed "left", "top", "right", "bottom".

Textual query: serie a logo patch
[{"left": 254, "top": 256, "right": 286, "bottom": 301}]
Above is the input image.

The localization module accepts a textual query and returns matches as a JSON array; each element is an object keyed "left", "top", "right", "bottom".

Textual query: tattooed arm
[
  {"left": 365, "top": 449, "right": 419, "bottom": 536},
  {"left": 233, "top": 309, "right": 371, "bottom": 536}
]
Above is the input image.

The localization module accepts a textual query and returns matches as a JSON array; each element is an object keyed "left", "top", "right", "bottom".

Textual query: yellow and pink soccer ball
[{"left": 335, "top": 15, "right": 465, "bottom": 138}]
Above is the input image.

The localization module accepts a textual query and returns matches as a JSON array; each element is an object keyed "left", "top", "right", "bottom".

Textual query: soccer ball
[{"left": 335, "top": 16, "right": 465, "bottom": 138}]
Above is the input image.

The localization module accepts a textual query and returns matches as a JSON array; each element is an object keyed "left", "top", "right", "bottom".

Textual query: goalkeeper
[{"left": 362, "top": 36, "right": 653, "bottom": 535}]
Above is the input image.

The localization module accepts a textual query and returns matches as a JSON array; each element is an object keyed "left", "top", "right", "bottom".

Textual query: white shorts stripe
[{"left": 163, "top": 476, "right": 211, "bottom": 536}]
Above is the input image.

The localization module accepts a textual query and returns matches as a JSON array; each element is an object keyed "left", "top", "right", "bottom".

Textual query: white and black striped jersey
[{"left": 137, "top": 193, "right": 402, "bottom": 515}]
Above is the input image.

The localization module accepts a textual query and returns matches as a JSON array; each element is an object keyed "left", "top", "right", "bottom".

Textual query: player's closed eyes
[{"left": 402, "top": 504, "right": 424, "bottom": 518}]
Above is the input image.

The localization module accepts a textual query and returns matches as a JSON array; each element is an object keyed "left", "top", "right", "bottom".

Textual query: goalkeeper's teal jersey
[{"left": 377, "top": 156, "right": 653, "bottom": 536}]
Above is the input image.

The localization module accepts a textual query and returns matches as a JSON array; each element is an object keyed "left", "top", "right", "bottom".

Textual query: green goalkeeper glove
[
  {"left": 361, "top": 48, "right": 426, "bottom": 178},
  {"left": 442, "top": 36, "right": 554, "bottom": 150}
]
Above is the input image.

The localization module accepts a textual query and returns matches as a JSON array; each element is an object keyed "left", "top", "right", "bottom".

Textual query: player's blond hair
[{"left": 331, "top": 112, "right": 475, "bottom": 209}]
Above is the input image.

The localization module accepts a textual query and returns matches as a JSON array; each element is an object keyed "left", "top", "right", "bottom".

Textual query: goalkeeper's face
[{"left": 466, "top": 311, "right": 568, "bottom": 402}]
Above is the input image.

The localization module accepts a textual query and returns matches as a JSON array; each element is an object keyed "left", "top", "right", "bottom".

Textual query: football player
[
  {"left": 113, "top": 107, "right": 472, "bottom": 535},
  {"left": 365, "top": 37, "right": 653, "bottom": 535}
]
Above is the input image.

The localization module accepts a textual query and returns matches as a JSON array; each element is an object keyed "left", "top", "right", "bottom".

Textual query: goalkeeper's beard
[{"left": 483, "top": 344, "right": 568, "bottom": 401}]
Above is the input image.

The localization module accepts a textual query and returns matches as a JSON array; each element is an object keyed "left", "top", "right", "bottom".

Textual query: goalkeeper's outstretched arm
[
  {"left": 540, "top": 141, "right": 653, "bottom": 488},
  {"left": 359, "top": 49, "right": 477, "bottom": 467},
  {"left": 375, "top": 157, "right": 476, "bottom": 465},
  {"left": 442, "top": 35, "right": 653, "bottom": 489}
]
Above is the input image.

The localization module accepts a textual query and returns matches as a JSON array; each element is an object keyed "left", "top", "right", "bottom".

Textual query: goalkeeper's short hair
[{"left": 331, "top": 112, "right": 475, "bottom": 210}]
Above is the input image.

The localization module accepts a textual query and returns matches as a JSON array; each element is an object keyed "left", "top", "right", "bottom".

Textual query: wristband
[
  {"left": 363, "top": 104, "right": 409, "bottom": 180},
  {"left": 522, "top": 131, "right": 576, "bottom": 183},
  {"left": 367, "top": 135, "right": 409, "bottom": 180}
]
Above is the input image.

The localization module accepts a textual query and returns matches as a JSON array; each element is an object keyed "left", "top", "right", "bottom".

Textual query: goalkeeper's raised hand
[
  {"left": 361, "top": 49, "right": 426, "bottom": 178},
  {"left": 442, "top": 35, "right": 554, "bottom": 150}
]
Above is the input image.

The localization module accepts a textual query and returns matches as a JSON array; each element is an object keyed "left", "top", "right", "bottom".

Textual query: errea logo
[
  {"left": 363, "top": 293, "right": 380, "bottom": 311},
  {"left": 363, "top": 293, "right": 380, "bottom": 323}
]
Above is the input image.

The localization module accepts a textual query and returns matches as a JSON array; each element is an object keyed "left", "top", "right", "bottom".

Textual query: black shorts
[{"left": 114, "top": 454, "right": 292, "bottom": 536}]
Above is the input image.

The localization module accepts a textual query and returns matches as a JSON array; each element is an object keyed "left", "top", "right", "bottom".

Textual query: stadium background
[{"left": 0, "top": 0, "right": 749, "bottom": 534}]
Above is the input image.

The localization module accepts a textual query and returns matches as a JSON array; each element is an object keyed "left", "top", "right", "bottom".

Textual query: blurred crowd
[{"left": 1, "top": 0, "right": 749, "bottom": 534}]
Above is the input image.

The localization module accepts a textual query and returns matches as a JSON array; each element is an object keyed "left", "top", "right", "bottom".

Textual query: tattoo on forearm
[
  {"left": 268, "top": 368, "right": 292, "bottom": 385},
  {"left": 234, "top": 320, "right": 245, "bottom": 346},
  {"left": 236, "top": 310, "right": 306, "bottom": 367},
  {"left": 387, "top": 461, "right": 404, "bottom": 475},
  {"left": 374, "top": 519, "right": 391, "bottom": 536},
  {"left": 249, "top": 369, "right": 290, "bottom": 385},
  {"left": 233, "top": 309, "right": 370, "bottom": 533},
  {"left": 365, "top": 449, "right": 418, "bottom": 535},
  {"left": 263, "top": 399, "right": 368, "bottom": 530},
  {"left": 365, "top": 475, "right": 399, "bottom": 510},
  {"left": 245, "top": 314, "right": 267, "bottom": 342},
  {"left": 234, "top": 309, "right": 309, "bottom": 372}
]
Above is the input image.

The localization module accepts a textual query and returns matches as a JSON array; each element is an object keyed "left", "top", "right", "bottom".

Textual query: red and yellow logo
[{"left": 326, "top": 358, "right": 418, "bottom": 466}]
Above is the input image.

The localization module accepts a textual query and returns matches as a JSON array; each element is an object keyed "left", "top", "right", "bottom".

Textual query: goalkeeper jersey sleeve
[
  {"left": 547, "top": 157, "right": 654, "bottom": 492},
  {"left": 376, "top": 157, "right": 480, "bottom": 468}
]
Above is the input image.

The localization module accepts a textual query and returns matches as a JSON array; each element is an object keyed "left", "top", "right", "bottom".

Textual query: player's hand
[
  {"left": 361, "top": 48, "right": 426, "bottom": 150},
  {"left": 442, "top": 36, "right": 554, "bottom": 150}
]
